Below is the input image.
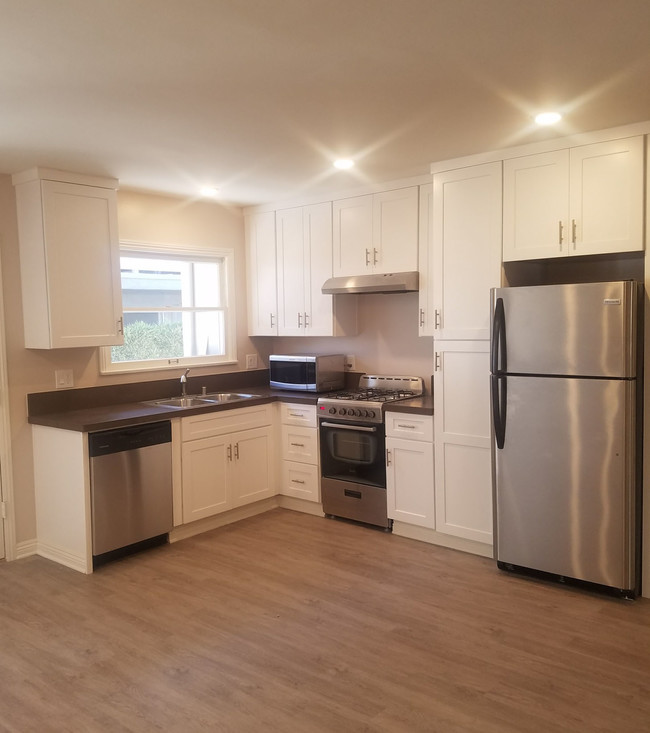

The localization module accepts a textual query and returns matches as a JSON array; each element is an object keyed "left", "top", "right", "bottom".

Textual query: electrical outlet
[
  {"left": 55, "top": 369, "right": 74, "bottom": 389},
  {"left": 345, "top": 355, "right": 356, "bottom": 371},
  {"left": 245, "top": 354, "right": 258, "bottom": 369}
]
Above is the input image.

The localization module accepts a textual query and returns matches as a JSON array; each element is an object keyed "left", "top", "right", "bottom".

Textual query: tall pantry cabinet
[{"left": 427, "top": 162, "right": 502, "bottom": 548}]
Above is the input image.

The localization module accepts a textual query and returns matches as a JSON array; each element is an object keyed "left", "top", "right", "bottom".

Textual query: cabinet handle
[
  {"left": 419, "top": 308, "right": 425, "bottom": 328},
  {"left": 397, "top": 424, "right": 416, "bottom": 429},
  {"left": 373, "top": 248, "right": 378, "bottom": 265},
  {"left": 571, "top": 219, "right": 577, "bottom": 246},
  {"left": 117, "top": 316, "right": 124, "bottom": 335},
  {"left": 227, "top": 444, "right": 232, "bottom": 462},
  {"left": 365, "top": 248, "right": 371, "bottom": 266},
  {"left": 234, "top": 442, "right": 239, "bottom": 460},
  {"left": 434, "top": 309, "right": 441, "bottom": 329},
  {"left": 558, "top": 220, "right": 564, "bottom": 249},
  {"left": 290, "top": 442, "right": 305, "bottom": 448},
  {"left": 289, "top": 412, "right": 304, "bottom": 418},
  {"left": 291, "top": 479, "right": 306, "bottom": 485},
  {"left": 298, "top": 312, "right": 302, "bottom": 328},
  {"left": 270, "top": 313, "right": 275, "bottom": 328},
  {"left": 435, "top": 352, "right": 442, "bottom": 372},
  {"left": 304, "top": 312, "right": 309, "bottom": 327},
  {"left": 386, "top": 448, "right": 392, "bottom": 467}
]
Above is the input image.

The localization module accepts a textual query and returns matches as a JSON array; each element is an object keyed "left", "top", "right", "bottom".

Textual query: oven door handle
[{"left": 320, "top": 422, "right": 377, "bottom": 432}]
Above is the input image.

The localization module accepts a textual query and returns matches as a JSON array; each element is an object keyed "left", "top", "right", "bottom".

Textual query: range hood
[{"left": 321, "top": 271, "right": 419, "bottom": 295}]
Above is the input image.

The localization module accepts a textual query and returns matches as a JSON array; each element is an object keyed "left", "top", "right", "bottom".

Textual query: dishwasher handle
[{"left": 88, "top": 421, "right": 172, "bottom": 457}]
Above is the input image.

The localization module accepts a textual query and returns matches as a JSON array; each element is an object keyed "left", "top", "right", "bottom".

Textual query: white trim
[
  {"left": 36, "top": 541, "right": 91, "bottom": 574},
  {"left": 15, "top": 539, "right": 37, "bottom": 559},
  {"left": 392, "top": 521, "right": 494, "bottom": 558}
]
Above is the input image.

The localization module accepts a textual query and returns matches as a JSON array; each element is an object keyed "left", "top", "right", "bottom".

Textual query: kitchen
[{"left": 2, "top": 1, "right": 650, "bottom": 730}]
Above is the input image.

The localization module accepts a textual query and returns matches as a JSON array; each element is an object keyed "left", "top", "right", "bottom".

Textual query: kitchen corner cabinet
[
  {"left": 245, "top": 210, "right": 278, "bottom": 336},
  {"left": 181, "top": 404, "right": 275, "bottom": 523},
  {"left": 276, "top": 203, "right": 356, "bottom": 337},
  {"left": 386, "top": 413, "right": 434, "bottom": 529},
  {"left": 278, "top": 403, "right": 320, "bottom": 502},
  {"left": 426, "top": 162, "right": 502, "bottom": 340},
  {"left": 433, "top": 341, "right": 492, "bottom": 545},
  {"left": 503, "top": 136, "right": 644, "bottom": 261},
  {"left": 12, "top": 168, "right": 123, "bottom": 349},
  {"left": 332, "top": 187, "right": 419, "bottom": 277}
]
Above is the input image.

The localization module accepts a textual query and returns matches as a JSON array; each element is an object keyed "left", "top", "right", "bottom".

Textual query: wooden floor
[{"left": 1, "top": 508, "right": 650, "bottom": 732}]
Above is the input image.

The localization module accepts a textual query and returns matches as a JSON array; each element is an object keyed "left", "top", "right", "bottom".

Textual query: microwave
[{"left": 269, "top": 354, "right": 345, "bottom": 392}]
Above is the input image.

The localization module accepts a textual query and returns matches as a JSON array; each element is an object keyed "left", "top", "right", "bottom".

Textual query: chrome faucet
[{"left": 180, "top": 369, "right": 190, "bottom": 397}]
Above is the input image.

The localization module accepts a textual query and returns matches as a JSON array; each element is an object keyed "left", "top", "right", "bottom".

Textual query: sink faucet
[{"left": 180, "top": 369, "right": 190, "bottom": 397}]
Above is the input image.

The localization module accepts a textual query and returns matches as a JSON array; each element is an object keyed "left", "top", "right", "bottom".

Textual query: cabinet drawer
[
  {"left": 280, "top": 402, "right": 317, "bottom": 428},
  {"left": 280, "top": 461, "right": 319, "bottom": 502},
  {"left": 281, "top": 425, "right": 318, "bottom": 463},
  {"left": 385, "top": 412, "right": 433, "bottom": 441},
  {"left": 181, "top": 403, "right": 273, "bottom": 442}
]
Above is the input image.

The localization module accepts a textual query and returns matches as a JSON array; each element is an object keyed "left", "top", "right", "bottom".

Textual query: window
[{"left": 100, "top": 243, "right": 236, "bottom": 374}]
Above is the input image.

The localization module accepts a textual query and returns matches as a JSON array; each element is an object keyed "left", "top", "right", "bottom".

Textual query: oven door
[{"left": 319, "top": 419, "right": 386, "bottom": 488}]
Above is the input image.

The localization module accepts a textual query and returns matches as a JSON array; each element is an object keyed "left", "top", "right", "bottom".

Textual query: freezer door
[
  {"left": 493, "top": 375, "right": 637, "bottom": 590},
  {"left": 492, "top": 281, "right": 637, "bottom": 378}
]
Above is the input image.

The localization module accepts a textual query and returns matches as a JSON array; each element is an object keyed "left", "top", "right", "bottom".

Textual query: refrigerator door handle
[
  {"left": 491, "top": 297, "right": 507, "bottom": 375},
  {"left": 491, "top": 374, "right": 507, "bottom": 449}
]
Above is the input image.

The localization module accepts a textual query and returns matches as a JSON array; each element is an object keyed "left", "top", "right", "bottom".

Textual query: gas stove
[{"left": 317, "top": 374, "right": 424, "bottom": 424}]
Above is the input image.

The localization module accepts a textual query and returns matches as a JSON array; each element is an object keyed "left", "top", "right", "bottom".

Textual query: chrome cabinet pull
[
  {"left": 558, "top": 220, "right": 564, "bottom": 249},
  {"left": 386, "top": 448, "right": 392, "bottom": 466},
  {"left": 234, "top": 442, "right": 239, "bottom": 460},
  {"left": 298, "top": 312, "right": 302, "bottom": 328},
  {"left": 419, "top": 308, "right": 425, "bottom": 327},
  {"left": 291, "top": 479, "right": 306, "bottom": 485},
  {"left": 434, "top": 352, "right": 442, "bottom": 372},
  {"left": 304, "top": 312, "right": 309, "bottom": 327},
  {"left": 397, "top": 424, "right": 415, "bottom": 429},
  {"left": 365, "top": 248, "right": 371, "bottom": 266},
  {"left": 270, "top": 313, "right": 275, "bottom": 328},
  {"left": 373, "top": 248, "right": 378, "bottom": 265},
  {"left": 571, "top": 219, "right": 577, "bottom": 246},
  {"left": 290, "top": 442, "right": 305, "bottom": 448},
  {"left": 227, "top": 444, "right": 232, "bottom": 462},
  {"left": 434, "top": 309, "right": 441, "bottom": 329},
  {"left": 321, "top": 422, "right": 377, "bottom": 432},
  {"left": 117, "top": 316, "right": 124, "bottom": 335}
]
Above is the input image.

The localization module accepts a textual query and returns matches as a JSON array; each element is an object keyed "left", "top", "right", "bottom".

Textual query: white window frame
[{"left": 100, "top": 241, "right": 237, "bottom": 374}]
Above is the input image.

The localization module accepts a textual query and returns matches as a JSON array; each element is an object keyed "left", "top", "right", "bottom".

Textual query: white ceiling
[{"left": 2, "top": 0, "right": 650, "bottom": 205}]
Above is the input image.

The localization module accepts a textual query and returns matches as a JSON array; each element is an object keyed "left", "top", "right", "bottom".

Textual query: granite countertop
[{"left": 28, "top": 385, "right": 433, "bottom": 433}]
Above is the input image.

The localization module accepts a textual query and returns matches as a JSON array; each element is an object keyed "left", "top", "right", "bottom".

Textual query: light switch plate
[
  {"left": 55, "top": 369, "right": 74, "bottom": 389},
  {"left": 345, "top": 355, "right": 356, "bottom": 371},
  {"left": 245, "top": 354, "right": 258, "bottom": 369}
]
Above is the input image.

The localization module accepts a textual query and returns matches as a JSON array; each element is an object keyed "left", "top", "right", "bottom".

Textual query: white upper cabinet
[
  {"left": 13, "top": 169, "right": 123, "bottom": 349},
  {"left": 245, "top": 210, "right": 278, "bottom": 336},
  {"left": 503, "top": 136, "right": 644, "bottom": 261},
  {"left": 418, "top": 183, "right": 434, "bottom": 336},
  {"left": 430, "top": 162, "right": 502, "bottom": 340},
  {"left": 332, "top": 187, "right": 419, "bottom": 276},
  {"left": 276, "top": 203, "right": 356, "bottom": 337}
]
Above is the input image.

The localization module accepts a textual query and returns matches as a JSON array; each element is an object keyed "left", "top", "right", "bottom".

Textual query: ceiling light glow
[
  {"left": 535, "top": 112, "right": 562, "bottom": 126},
  {"left": 333, "top": 158, "right": 354, "bottom": 170},
  {"left": 200, "top": 186, "right": 219, "bottom": 197}
]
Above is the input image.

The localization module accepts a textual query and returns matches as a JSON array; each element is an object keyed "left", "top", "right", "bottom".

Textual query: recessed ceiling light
[
  {"left": 333, "top": 158, "right": 354, "bottom": 170},
  {"left": 535, "top": 112, "right": 562, "bottom": 126},
  {"left": 200, "top": 186, "right": 219, "bottom": 197}
]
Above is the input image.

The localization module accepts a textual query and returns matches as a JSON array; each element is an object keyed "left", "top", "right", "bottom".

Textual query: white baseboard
[
  {"left": 36, "top": 541, "right": 91, "bottom": 573},
  {"left": 392, "top": 521, "right": 494, "bottom": 558},
  {"left": 15, "top": 539, "right": 37, "bottom": 559}
]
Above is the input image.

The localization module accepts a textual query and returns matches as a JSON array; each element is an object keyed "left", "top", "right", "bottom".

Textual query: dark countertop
[{"left": 28, "top": 385, "right": 433, "bottom": 433}]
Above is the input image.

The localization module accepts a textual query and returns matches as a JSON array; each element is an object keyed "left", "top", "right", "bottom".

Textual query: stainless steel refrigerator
[{"left": 490, "top": 281, "right": 642, "bottom": 598}]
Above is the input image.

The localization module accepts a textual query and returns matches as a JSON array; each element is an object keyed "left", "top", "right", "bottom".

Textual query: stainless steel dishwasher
[{"left": 89, "top": 421, "right": 173, "bottom": 564}]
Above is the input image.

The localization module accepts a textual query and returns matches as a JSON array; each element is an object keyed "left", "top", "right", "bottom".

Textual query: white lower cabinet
[
  {"left": 433, "top": 341, "right": 493, "bottom": 545},
  {"left": 181, "top": 405, "right": 275, "bottom": 523},
  {"left": 386, "top": 413, "right": 434, "bottom": 529},
  {"left": 279, "top": 403, "right": 320, "bottom": 502}
]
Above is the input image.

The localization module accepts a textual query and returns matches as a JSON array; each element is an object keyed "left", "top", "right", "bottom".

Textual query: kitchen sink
[{"left": 147, "top": 393, "right": 261, "bottom": 409}]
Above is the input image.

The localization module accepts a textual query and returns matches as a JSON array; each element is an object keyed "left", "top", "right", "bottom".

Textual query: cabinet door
[
  {"left": 276, "top": 207, "right": 305, "bottom": 336},
  {"left": 373, "top": 187, "right": 419, "bottom": 274},
  {"left": 280, "top": 461, "right": 320, "bottom": 501},
  {"left": 418, "top": 183, "right": 434, "bottom": 336},
  {"left": 181, "top": 434, "right": 231, "bottom": 522},
  {"left": 231, "top": 426, "right": 275, "bottom": 507},
  {"left": 502, "top": 150, "right": 569, "bottom": 262},
  {"left": 432, "top": 163, "right": 502, "bottom": 340},
  {"left": 386, "top": 436, "right": 434, "bottom": 529},
  {"left": 433, "top": 341, "right": 492, "bottom": 545},
  {"left": 304, "top": 202, "right": 336, "bottom": 336},
  {"left": 245, "top": 211, "right": 277, "bottom": 335},
  {"left": 40, "top": 181, "right": 122, "bottom": 348},
  {"left": 570, "top": 136, "right": 644, "bottom": 256},
  {"left": 332, "top": 195, "right": 373, "bottom": 276}
]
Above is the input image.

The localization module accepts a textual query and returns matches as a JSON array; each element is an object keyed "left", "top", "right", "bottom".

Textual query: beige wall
[{"left": 0, "top": 179, "right": 260, "bottom": 546}]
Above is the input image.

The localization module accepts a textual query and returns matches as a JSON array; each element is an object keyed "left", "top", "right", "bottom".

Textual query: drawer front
[
  {"left": 280, "top": 402, "right": 317, "bottom": 428},
  {"left": 281, "top": 424, "right": 318, "bottom": 464},
  {"left": 385, "top": 412, "right": 433, "bottom": 441},
  {"left": 281, "top": 461, "right": 319, "bottom": 502},
  {"left": 181, "top": 403, "right": 273, "bottom": 442}
]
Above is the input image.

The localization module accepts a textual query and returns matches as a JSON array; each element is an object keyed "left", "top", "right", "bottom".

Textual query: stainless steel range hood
[{"left": 321, "top": 271, "right": 419, "bottom": 295}]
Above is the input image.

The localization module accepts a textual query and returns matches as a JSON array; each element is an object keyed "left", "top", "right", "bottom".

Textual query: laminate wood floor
[{"left": 1, "top": 508, "right": 649, "bottom": 733}]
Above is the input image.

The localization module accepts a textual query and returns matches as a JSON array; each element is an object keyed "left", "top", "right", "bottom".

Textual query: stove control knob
[
  {"left": 328, "top": 407, "right": 337, "bottom": 414},
  {"left": 338, "top": 408, "right": 347, "bottom": 416},
  {"left": 367, "top": 410, "right": 375, "bottom": 419}
]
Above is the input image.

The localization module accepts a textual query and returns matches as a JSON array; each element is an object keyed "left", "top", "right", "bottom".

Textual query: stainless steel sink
[{"left": 146, "top": 393, "right": 261, "bottom": 409}]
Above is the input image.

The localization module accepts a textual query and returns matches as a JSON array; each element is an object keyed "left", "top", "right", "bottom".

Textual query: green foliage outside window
[{"left": 111, "top": 321, "right": 184, "bottom": 363}]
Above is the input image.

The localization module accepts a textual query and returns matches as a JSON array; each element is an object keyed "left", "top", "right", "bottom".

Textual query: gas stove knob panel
[
  {"left": 338, "top": 408, "right": 347, "bottom": 416},
  {"left": 367, "top": 410, "right": 376, "bottom": 419},
  {"left": 328, "top": 407, "right": 337, "bottom": 414}
]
